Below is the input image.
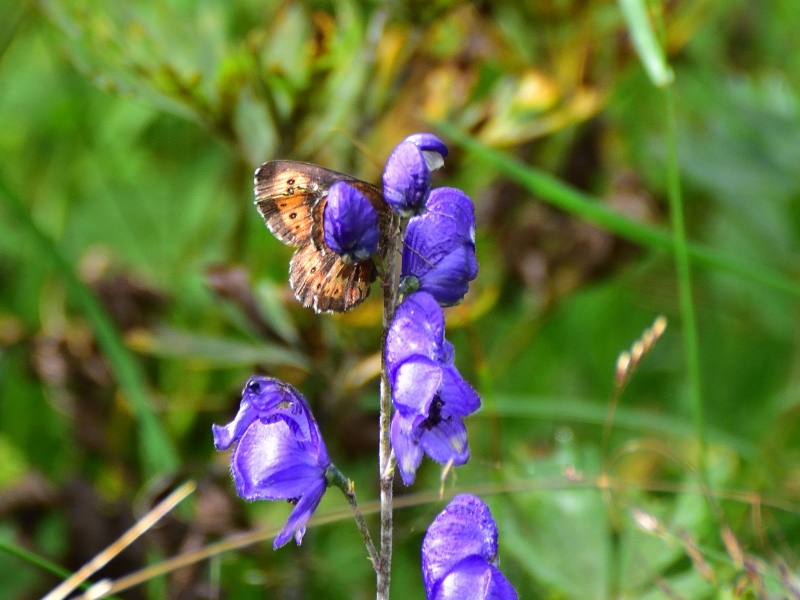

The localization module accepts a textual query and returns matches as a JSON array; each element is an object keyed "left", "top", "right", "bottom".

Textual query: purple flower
[
  {"left": 383, "top": 133, "right": 448, "bottom": 216},
  {"left": 401, "top": 187, "right": 478, "bottom": 306},
  {"left": 213, "top": 376, "right": 331, "bottom": 548},
  {"left": 323, "top": 181, "right": 380, "bottom": 263},
  {"left": 385, "top": 292, "right": 480, "bottom": 485},
  {"left": 422, "top": 494, "right": 518, "bottom": 600}
]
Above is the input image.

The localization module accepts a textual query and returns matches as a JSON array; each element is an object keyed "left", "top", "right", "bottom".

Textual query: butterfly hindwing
[
  {"left": 288, "top": 244, "right": 375, "bottom": 313},
  {"left": 255, "top": 160, "right": 390, "bottom": 313},
  {"left": 315, "top": 255, "right": 374, "bottom": 313}
]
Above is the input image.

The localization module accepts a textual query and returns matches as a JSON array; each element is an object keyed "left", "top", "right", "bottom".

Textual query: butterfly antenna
[
  {"left": 402, "top": 241, "right": 437, "bottom": 270},
  {"left": 329, "top": 128, "right": 384, "bottom": 171}
]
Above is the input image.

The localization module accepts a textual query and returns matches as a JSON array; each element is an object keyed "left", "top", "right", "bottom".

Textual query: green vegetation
[{"left": 1, "top": 0, "right": 799, "bottom": 597}]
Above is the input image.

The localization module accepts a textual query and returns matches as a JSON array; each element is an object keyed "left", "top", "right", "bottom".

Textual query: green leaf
[
  {"left": 504, "top": 444, "right": 611, "bottom": 599},
  {"left": 128, "top": 326, "right": 310, "bottom": 370}
]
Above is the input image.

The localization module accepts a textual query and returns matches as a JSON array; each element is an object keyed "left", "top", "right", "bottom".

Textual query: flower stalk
[
  {"left": 377, "top": 213, "right": 405, "bottom": 600},
  {"left": 215, "top": 132, "right": 494, "bottom": 599},
  {"left": 326, "top": 465, "right": 380, "bottom": 570}
]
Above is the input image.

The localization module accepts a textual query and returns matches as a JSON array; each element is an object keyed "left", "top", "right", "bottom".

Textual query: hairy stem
[{"left": 377, "top": 214, "right": 404, "bottom": 600}]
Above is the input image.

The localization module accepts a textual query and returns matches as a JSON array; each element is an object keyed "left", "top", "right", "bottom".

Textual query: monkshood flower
[
  {"left": 323, "top": 181, "right": 380, "bottom": 263},
  {"left": 401, "top": 187, "right": 478, "bottom": 306},
  {"left": 213, "top": 376, "right": 331, "bottom": 548},
  {"left": 422, "top": 494, "right": 518, "bottom": 600},
  {"left": 383, "top": 133, "right": 448, "bottom": 216},
  {"left": 385, "top": 292, "right": 480, "bottom": 485}
]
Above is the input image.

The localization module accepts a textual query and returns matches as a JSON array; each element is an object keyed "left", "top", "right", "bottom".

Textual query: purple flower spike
[
  {"left": 323, "top": 181, "right": 380, "bottom": 263},
  {"left": 386, "top": 292, "right": 480, "bottom": 485},
  {"left": 213, "top": 376, "right": 331, "bottom": 549},
  {"left": 383, "top": 133, "right": 448, "bottom": 216},
  {"left": 422, "top": 494, "right": 518, "bottom": 600},
  {"left": 402, "top": 187, "right": 478, "bottom": 306}
]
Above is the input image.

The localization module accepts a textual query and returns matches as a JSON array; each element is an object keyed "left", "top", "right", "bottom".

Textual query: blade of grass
[
  {"left": 0, "top": 538, "right": 124, "bottom": 600},
  {"left": 0, "top": 2, "right": 30, "bottom": 64},
  {"left": 88, "top": 478, "right": 796, "bottom": 599},
  {"left": 0, "top": 538, "right": 73, "bottom": 583},
  {"left": 0, "top": 175, "right": 178, "bottom": 476},
  {"left": 485, "top": 395, "right": 755, "bottom": 460},
  {"left": 435, "top": 122, "right": 800, "bottom": 299},
  {"left": 663, "top": 83, "right": 706, "bottom": 469},
  {"left": 127, "top": 327, "right": 310, "bottom": 370},
  {"left": 617, "top": 0, "right": 674, "bottom": 87},
  {"left": 620, "top": 0, "right": 706, "bottom": 468}
]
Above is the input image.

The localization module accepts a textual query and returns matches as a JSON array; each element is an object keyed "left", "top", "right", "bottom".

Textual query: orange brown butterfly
[{"left": 254, "top": 161, "right": 391, "bottom": 313}]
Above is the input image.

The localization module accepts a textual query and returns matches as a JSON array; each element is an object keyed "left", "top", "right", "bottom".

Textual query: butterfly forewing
[
  {"left": 255, "top": 161, "right": 349, "bottom": 248},
  {"left": 254, "top": 160, "right": 390, "bottom": 313}
]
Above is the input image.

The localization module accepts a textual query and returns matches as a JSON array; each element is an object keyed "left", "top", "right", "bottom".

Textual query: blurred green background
[{"left": 1, "top": 0, "right": 799, "bottom": 597}]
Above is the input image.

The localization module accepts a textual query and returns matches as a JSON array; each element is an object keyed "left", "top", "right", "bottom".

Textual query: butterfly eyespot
[
  {"left": 310, "top": 267, "right": 316, "bottom": 273},
  {"left": 287, "top": 178, "right": 295, "bottom": 185},
  {"left": 290, "top": 212, "right": 297, "bottom": 219},
  {"left": 316, "top": 284, "right": 322, "bottom": 290},
  {"left": 287, "top": 187, "right": 295, "bottom": 194}
]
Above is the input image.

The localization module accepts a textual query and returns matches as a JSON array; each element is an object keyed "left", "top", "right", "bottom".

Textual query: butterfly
[{"left": 254, "top": 160, "right": 391, "bottom": 313}]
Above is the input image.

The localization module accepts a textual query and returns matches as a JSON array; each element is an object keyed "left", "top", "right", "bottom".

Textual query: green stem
[
  {"left": 664, "top": 85, "right": 706, "bottom": 470},
  {"left": 327, "top": 465, "right": 380, "bottom": 570}
]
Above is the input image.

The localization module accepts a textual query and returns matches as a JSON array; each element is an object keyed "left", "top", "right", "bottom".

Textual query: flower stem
[
  {"left": 664, "top": 84, "right": 706, "bottom": 474},
  {"left": 327, "top": 465, "right": 380, "bottom": 570},
  {"left": 377, "top": 214, "right": 405, "bottom": 600}
]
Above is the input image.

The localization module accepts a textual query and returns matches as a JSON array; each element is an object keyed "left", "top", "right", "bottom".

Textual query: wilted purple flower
[
  {"left": 422, "top": 494, "right": 518, "bottom": 600},
  {"left": 385, "top": 292, "right": 480, "bottom": 485},
  {"left": 382, "top": 133, "right": 448, "bottom": 216},
  {"left": 213, "top": 376, "right": 331, "bottom": 548},
  {"left": 401, "top": 187, "right": 478, "bottom": 306},
  {"left": 323, "top": 181, "right": 380, "bottom": 263}
]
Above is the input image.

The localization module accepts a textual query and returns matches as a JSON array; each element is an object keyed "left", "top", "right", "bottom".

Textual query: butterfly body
[{"left": 254, "top": 160, "right": 390, "bottom": 313}]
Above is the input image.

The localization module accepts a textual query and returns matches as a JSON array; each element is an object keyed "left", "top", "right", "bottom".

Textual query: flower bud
[
  {"left": 323, "top": 181, "right": 380, "bottom": 263},
  {"left": 402, "top": 187, "right": 478, "bottom": 306},
  {"left": 382, "top": 133, "right": 448, "bottom": 216},
  {"left": 422, "top": 494, "right": 518, "bottom": 600}
]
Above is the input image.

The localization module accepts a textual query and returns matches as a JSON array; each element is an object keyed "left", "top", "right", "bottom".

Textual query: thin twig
[
  {"left": 74, "top": 476, "right": 800, "bottom": 599},
  {"left": 42, "top": 481, "right": 196, "bottom": 600}
]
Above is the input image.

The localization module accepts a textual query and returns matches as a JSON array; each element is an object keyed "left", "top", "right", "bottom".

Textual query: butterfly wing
[
  {"left": 309, "top": 179, "right": 391, "bottom": 254},
  {"left": 255, "top": 160, "right": 391, "bottom": 313},
  {"left": 255, "top": 161, "right": 353, "bottom": 247},
  {"left": 289, "top": 244, "right": 375, "bottom": 313}
]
